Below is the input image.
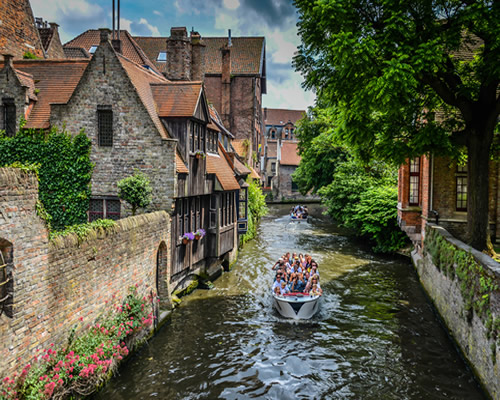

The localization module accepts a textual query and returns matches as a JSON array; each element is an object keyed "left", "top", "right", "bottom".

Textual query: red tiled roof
[
  {"left": 203, "top": 37, "right": 264, "bottom": 76},
  {"left": 10, "top": 59, "right": 88, "bottom": 129},
  {"left": 132, "top": 35, "right": 265, "bottom": 76},
  {"left": 65, "top": 30, "right": 161, "bottom": 74},
  {"left": 117, "top": 53, "right": 170, "bottom": 139},
  {"left": 265, "top": 108, "right": 306, "bottom": 126},
  {"left": 64, "top": 47, "right": 90, "bottom": 59},
  {"left": 233, "top": 157, "right": 250, "bottom": 176},
  {"left": 151, "top": 82, "right": 202, "bottom": 118},
  {"left": 280, "top": 141, "right": 301, "bottom": 166},
  {"left": 133, "top": 36, "right": 167, "bottom": 74},
  {"left": 176, "top": 153, "right": 188, "bottom": 173},
  {"left": 15, "top": 69, "right": 37, "bottom": 101},
  {"left": 206, "top": 144, "right": 240, "bottom": 191},
  {"left": 231, "top": 139, "right": 248, "bottom": 158}
]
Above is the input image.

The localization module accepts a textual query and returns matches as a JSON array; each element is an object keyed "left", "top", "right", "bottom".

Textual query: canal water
[{"left": 96, "top": 204, "right": 485, "bottom": 399}]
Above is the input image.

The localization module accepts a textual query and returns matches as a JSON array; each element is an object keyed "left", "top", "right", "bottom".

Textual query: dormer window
[
  {"left": 157, "top": 51, "right": 167, "bottom": 62},
  {"left": 89, "top": 45, "right": 98, "bottom": 54}
]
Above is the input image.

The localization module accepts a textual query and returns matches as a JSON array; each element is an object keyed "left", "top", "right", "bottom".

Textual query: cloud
[
  {"left": 153, "top": 10, "right": 163, "bottom": 16},
  {"left": 223, "top": 0, "right": 240, "bottom": 10},
  {"left": 264, "top": 70, "right": 316, "bottom": 110}
]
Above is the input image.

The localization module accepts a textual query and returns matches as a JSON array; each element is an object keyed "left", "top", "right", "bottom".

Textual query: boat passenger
[
  {"left": 273, "top": 274, "right": 284, "bottom": 292},
  {"left": 311, "top": 284, "right": 321, "bottom": 296},
  {"left": 280, "top": 281, "right": 289, "bottom": 295},
  {"left": 274, "top": 285, "right": 282, "bottom": 296},
  {"left": 310, "top": 275, "right": 322, "bottom": 295},
  {"left": 291, "top": 273, "right": 306, "bottom": 293}
]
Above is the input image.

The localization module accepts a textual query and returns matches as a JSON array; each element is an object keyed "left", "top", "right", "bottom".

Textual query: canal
[{"left": 96, "top": 204, "right": 485, "bottom": 399}]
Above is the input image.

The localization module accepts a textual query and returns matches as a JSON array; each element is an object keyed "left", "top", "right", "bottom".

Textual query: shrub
[
  {"left": 240, "top": 177, "right": 268, "bottom": 245},
  {"left": 117, "top": 169, "right": 153, "bottom": 216},
  {"left": 0, "top": 128, "right": 92, "bottom": 230}
]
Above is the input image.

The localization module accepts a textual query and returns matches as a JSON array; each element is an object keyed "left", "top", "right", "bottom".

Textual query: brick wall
[
  {"left": 0, "top": 0, "right": 44, "bottom": 60},
  {"left": 50, "top": 39, "right": 177, "bottom": 215},
  {"left": 0, "top": 58, "right": 29, "bottom": 134},
  {"left": 0, "top": 168, "right": 171, "bottom": 379}
]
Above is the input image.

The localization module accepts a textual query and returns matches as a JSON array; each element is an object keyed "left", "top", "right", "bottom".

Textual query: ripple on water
[{"left": 95, "top": 204, "right": 486, "bottom": 400}]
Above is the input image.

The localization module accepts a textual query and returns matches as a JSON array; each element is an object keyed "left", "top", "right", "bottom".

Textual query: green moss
[{"left": 173, "top": 278, "right": 198, "bottom": 298}]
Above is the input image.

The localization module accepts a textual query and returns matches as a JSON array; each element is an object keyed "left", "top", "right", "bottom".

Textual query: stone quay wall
[
  {"left": 412, "top": 225, "right": 500, "bottom": 399},
  {"left": 0, "top": 167, "right": 171, "bottom": 379}
]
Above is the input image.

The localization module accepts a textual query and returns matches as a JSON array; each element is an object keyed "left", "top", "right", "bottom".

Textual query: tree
[
  {"left": 117, "top": 170, "right": 153, "bottom": 216},
  {"left": 294, "top": 0, "right": 500, "bottom": 251},
  {"left": 292, "top": 107, "right": 347, "bottom": 194}
]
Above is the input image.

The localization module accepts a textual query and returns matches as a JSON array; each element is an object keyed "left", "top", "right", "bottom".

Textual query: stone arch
[
  {"left": 156, "top": 241, "right": 171, "bottom": 310},
  {"left": 0, "top": 238, "right": 13, "bottom": 318}
]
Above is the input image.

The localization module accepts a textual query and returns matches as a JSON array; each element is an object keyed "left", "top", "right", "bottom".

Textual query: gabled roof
[
  {"left": 265, "top": 108, "right": 306, "bottom": 126},
  {"left": 280, "top": 141, "right": 301, "bottom": 166},
  {"left": 233, "top": 157, "right": 251, "bottom": 176},
  {"left": 203, "top": 37, "right": 265, "bottom": 76},
  {"left": 65, "top": 30, "right": 161, "bottom": 74},
  {"left": 9, "top": 59, "right": 88, "bottom": 129},
  {"left": 64, "top": 47, "right": 90, "bottom": 59},
  {"left": 15, "top": 69, "right": 37, "bottom": 101},
  {"left": 176, "top": 153, "right": 188, "bottom": 173},
  {"left": 151, "top": 82, "right": 203, "bottom": 118},
  {"left": 132, "top": 35, "right": 265, "bottom": 77},
  {"left": 231, "top": 139, "right": 248, "bottom": 158},
  {"left": 206, "top": 144, "right": 240, "bottom": 191}
]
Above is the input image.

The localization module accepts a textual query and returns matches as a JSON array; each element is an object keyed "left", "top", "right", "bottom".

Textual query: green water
[{"left": 96, "top": 204, "right": 485, "bottom": 399}]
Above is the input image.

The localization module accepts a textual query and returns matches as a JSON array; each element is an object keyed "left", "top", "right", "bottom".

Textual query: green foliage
[
  {"left": 22, "top": 52, "right": 38, "bottom": 59},
  {"left": 117, "top": 169, "right": 153, "bottom": 216},
  {"left": 319, "top": 158, "right": 407, "bottom": 253},
  {"left": 0, "top": 127, "right": 93, "bottom": 230},
  {"left": 292, "top": 107, "right": 347, "bottom": 194},
  {"left": 240, "top": 177, "right": 268, "bottom": 245},
  {"left": 49, "top": 219, "right": 117, "bottom": 242},
  {"left": 294, "top": 0, "right": 500, "bottom": 250}
]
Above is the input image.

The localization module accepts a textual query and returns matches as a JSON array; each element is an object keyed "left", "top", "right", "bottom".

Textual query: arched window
[
  {"left": 0, "top": 239, "right": 13, "bottom": 318},
  {"left": 156, "top": 241, "right": 169, "bottom": 309}
]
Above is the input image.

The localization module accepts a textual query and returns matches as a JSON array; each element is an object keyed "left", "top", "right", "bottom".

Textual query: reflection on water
[{"left": 96, "top": 204, "right": 485, "bottom": 400}]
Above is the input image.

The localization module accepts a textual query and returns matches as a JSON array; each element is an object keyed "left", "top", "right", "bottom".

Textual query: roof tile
[
  {"left": 280, "top": 141, "right": 301, "bottom": 166},
  {"left": 151, "top": 82, "right": 202, "bottom": 118},
  {"left": 206, "top": 144, "right": 240, "bottom": 190},
  {"left": 265, "top": 108, "right": 306, "bottom": 126}
]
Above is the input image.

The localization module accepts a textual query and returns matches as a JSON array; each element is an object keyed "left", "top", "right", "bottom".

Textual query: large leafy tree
[{"left": 294, "top": 0, "right": 500, "bottom": 251}]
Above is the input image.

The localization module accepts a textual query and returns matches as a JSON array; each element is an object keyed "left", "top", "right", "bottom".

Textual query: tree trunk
[{"left": 466, "top": 128, "right": 493, "bottom": 251}]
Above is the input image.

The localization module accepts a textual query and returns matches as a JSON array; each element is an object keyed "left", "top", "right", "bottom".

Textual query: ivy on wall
[
  {"left": 424, "top": 227, "right": 500, "bottom": 361},
  {"left": 0, "top": 128, "right": 93, "bottom": 230}
]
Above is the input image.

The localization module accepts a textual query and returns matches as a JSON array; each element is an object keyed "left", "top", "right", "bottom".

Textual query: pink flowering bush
[{"left": 0, "top": 287, "right": 156, "bottom": 400}]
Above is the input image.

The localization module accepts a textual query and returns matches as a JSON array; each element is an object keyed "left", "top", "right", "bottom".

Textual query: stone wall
[
  {"left": 0, "top": 58, "right": 29, "bottom": 134},
  {"left": 50, "top": 38, "right": 177, "bottom": 215},
  {"left": 0, "top": 168, "right": 171, "bottom": 379},
  {"left": 413, "top": 225, "right": 500, "bottom": 399}
]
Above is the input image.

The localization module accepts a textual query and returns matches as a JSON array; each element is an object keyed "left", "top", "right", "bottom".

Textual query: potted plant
[
  {"left": 194, "top": 150, "right": 205, "bottom": 160},
  {"left": 181, "top": 232, "right": 195, "bottom": 245},
  {"left": 194, "top": 229, "right": 206, "bottom": 240}
]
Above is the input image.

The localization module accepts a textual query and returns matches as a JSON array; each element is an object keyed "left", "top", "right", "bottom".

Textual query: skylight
[
  {"left": 157, "top": 51, "right": 167, "bottom": 62},
  {"left": 89, "top": 45, "right": 98, "bottom": 54}
]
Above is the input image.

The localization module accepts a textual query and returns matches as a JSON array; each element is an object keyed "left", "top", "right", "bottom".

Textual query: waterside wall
[
  {"left": 412, "top": 225, "right": 500, "bottom": 399},
  {"left": 0, "top": 168, "right": 171, "bottom": 379}
]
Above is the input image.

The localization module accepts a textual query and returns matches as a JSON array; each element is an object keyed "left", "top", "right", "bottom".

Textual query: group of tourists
[
  {"left": 290, "top": 205, "right": 308, "bottom": 219},
  {"left": 271, "top": 252, "right": 323, "bottom": 297}
]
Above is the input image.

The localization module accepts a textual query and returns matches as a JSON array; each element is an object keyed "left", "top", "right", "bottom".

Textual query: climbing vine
[
  {"left": 0, "top": 127, "right": 93, "bottom": 230},
  {"left": 424, "top": 227, "right": 500, "bottom": 361}
]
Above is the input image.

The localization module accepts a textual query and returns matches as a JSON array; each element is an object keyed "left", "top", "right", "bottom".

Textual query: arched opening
[
  {"left": 156, "top": 241, "right": 169, "bottom": 310},
  {"left": 0, "top": 239, "right": 13, "bottom": 318}
]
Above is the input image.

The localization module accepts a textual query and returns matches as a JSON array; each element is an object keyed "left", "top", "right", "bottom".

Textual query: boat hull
[{"left": 272, "top": 293, "right": 320, "bottom": 319}]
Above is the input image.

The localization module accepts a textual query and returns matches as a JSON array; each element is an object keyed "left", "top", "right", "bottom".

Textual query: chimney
[
  {"left": 3, "top": 54, "right": 14, "bottom": 69},
  {"left": 112, "top": 38, "right": 122, "bottom": 54},
  {"left": 221, "top": 39, "right": 231, "bottom": 130},
  {"left": 166, "top": 27, "right": 192, "bottom": 81},
  {"left": 48, "top": 22, "right": 59, "bottom": 31},
  {"left": 99, "top": 28, "right": 111, "bottom": 44},
  {"left": 190, "top": 31, "right": 205, "bottom": 81}
]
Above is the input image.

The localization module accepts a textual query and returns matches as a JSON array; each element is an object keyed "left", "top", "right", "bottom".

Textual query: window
[
  {"left": 409, "top": 158, "right": 420, "bottom": 206},
  {"left": 267, "top": 176, "right": 272, "bottom": 187},
  {"left": 285, "top": 128, "right": 289, "bottom": 139},
  {"left": 190, "top": 123, "right": 195, "bottom": 153},
  {"left": 98, "top": 107, "right": 113, "bottom": 147},
  {"left": 184, "top": 198, "right": 190, "bottom": 234},
  {"left": 89, "top": 45, "right": 98, "bottom": 54},
  {"left": 271, "top": 162, "right": 276, "bottom": 174},
  {"left": 157, "top": 51, "right": 167, "bottom": 62},
  {"left": 456, "top": 164, "right": 467, "bottom": 211},
  {"left": 209, "top": 194, "right": 217, "bottom": 229},
  {"left": 194, "top": 123, "right": 199, "bottom": 151},
  {"left": 291, "top": 180, "right": 299, "bottom": 192},
  {"left": 89, "top": 198, "right": 121, "bottom": 221},
  {"left": 177, "top": 199, "right": 184, "bottom": 238},
  {"left": 237, "top": 187, "right": 248, "bottom": 234},
  {"left": 270, "top": 129, "right": 276, "bottom": 139},
  {"left": 3, "top": 99, "right": 16, "bottom": 137},
  {"left": 200, "top": 125, "right": 206, "bottom": 153}
]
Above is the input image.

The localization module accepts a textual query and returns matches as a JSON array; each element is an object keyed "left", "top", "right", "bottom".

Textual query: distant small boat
[
  {"left": 290, "top": 205, "right": 308, "bottom": 221},
  {"left": 290, "top": 213, "right": 308, "bottom": 221},
  {"left": 273, "top": 292, "right": 321, "bottom": 319}
]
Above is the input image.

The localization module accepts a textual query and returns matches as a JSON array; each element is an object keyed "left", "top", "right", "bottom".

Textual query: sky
[{"left": 30, "top": 0, "right": 316, "bottom": 111}]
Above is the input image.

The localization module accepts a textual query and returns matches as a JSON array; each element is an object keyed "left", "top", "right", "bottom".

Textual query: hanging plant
[
  {"left": 194, "top": 229, "right": 206, "bottom": 240},
  {"left": 194, "top": 150, "right": 206, "bottom": 160},
  {"left": 181, "top": 232, "right": 195, "bottom": 244}
]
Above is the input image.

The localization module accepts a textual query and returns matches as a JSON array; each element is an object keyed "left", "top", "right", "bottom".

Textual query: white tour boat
[{"left": 272, "top": 292, "right": 321, "bottom": 319}]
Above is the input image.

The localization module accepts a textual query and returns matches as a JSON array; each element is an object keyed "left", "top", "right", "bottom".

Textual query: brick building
[
  {"left": 0, "top": 28, "right": 249, "bottom": 290},
  {"left": 398, "top": 156, "right": 500, "bottom": 247},
  {"left": 0, "top": 0, "right": 65, "bottom": 60}
]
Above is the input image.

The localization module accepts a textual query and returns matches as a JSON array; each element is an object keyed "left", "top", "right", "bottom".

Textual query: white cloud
[
  {"left": 264, "top": 70, "right": 315, "bottom": 110},
  {"left": 138, "top": 18, "right": 161, "bottom": 36},
  {"left": 153, "top": 10, "right": 163, "bottom": 16},
  {"left": 223, "top": 0, "right": 240, "bottom": 10}
]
